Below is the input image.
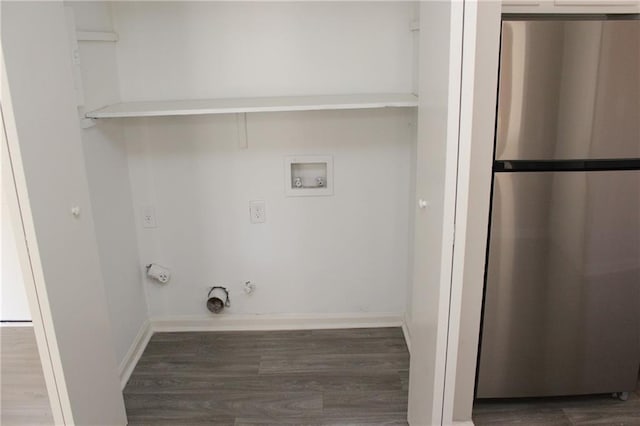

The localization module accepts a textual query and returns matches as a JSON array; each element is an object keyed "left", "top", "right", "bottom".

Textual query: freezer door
[
  {"left": 477, "top": 170, "right": 640, "bottom": 398},
  {"left": 496, "top": 18, "right": 640, "bottom": 161}
]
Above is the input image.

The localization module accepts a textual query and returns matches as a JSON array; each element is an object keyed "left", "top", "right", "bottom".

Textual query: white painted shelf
[{"left": 85, "top": 93, "right": 418, "bottom": 119}]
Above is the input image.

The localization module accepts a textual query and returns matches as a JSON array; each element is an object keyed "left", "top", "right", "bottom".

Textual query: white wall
[
  {"left": 125, "top": 109, "right": 414, "bottom": 318},
  {"left": 1, "top": 180, "right": 31, "bottom": 321},
  {"left": 110, "top": 2, "right": 417, "bottom": 319},
  {"left": 112, "top": 2, "right": 416, "bottom": 101},
  {"left": 66, "top": 1, "right": 149, "bottom": 370}
]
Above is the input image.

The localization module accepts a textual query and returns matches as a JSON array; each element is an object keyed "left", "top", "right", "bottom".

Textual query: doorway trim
[
  {"left": 1, "top": 60, "right": 73, "bottom": 425},
  {"left": 441, "top": 0, "right": 502, "bottom": 423}
]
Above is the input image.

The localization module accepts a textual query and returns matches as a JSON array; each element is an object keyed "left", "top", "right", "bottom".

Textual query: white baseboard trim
[
  {"left": 0, "top": 321, "right": 33, "bottom": 327},
  {"left": 150, "top": 312, "right": 404, "bottom": 332},
  {"left": 401, "top": 313, "right": 412, "bottom": 355},
  {"left": 118, "top": 319, "right": 152, "bottom": 390}
]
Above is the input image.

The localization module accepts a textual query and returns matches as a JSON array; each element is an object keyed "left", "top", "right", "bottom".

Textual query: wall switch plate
[
  {"left": 142, "top": 205, "right": 157, "bottom": 228},
  {"left": 249, "top": 200, "right": 266, "bottom": 224}
]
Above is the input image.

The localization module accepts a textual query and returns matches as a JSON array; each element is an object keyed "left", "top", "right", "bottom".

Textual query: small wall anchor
[{"left": 244, "top": 281, "right": 256, "bottom": 294}]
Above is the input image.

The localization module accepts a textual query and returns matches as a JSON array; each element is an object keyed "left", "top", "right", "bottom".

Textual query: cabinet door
[
  {"left": 503, "top": 0, "right": 540, "bottom": 5},
  {"left": 555, "top": 0, "right": 638, "bottom": 5},
  {"left": 503, "top": 0, "right": 640, "bottom": 13}
]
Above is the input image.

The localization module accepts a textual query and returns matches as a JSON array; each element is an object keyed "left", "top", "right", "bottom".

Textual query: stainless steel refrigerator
[{"left": 476, "top": 15, "right": 640, "bottom": 399}]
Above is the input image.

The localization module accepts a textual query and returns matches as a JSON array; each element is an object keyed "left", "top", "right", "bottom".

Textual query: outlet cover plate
[
  {"left": 249, "top": 200, "right": 266, "bottom": 224},
  {"left": 142, "top": 205, "right": 157, "bottom": 228}
]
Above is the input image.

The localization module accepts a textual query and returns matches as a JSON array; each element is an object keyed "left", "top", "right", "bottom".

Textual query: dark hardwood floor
[
  {"left": 473, "top": 378, "right": 640, "bottom": 426},
  {"left": 0, "top": 326, "right": 53, "bottom": 425},
  {"left": 123, "top": 328, "right": 410, "bottom": 425}
]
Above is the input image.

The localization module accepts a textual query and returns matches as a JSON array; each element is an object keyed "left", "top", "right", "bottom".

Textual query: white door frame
[
  {"left": 407, "top": 1, "right": 465, "bottom": 424},
  {"left": 1, "top": 63, "right": 72, "bottom": 424},
  {"left": 441, "top": 1, "right": 480, "bottom": 423},
  {"left": 441, "top": 1, "right": 502, "bottom": 424}
]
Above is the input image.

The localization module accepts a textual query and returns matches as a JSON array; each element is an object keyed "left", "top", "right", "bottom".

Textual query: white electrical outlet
[
  {"left": 249, "top": 200, "right": 266, "bottom": 224},
  {"left": 146, "top": 263, "right": 170, "bottom": 284},
  {"left": 142, "top": 205, "right": 157, "bottom": 228}
]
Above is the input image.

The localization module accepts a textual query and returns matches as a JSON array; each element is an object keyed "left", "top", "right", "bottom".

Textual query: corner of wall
[{"left": 70, "top": 0, "right": 150, "bottom": 367}]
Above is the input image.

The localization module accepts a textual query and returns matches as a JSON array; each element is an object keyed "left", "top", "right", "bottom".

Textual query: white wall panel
[
  {"left": 68, "top": 1, "right": 150, "bottom": 369},
  {"left": 113, "top": 2, "right": 416, "bottom": 101},
  {"left": 125, "top": 109, "right": 414, "bottom": 318}
]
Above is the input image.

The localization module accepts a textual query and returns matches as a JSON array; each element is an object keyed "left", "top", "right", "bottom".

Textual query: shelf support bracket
[
  {"left": 78, "top": 107, "right": 96, "bottom": 129},
  {"left": 237, "top": 113, "right": 248, "bottom": 149},
  {"left": 79, "top": 117, "right": 97, "bottom": 129}
]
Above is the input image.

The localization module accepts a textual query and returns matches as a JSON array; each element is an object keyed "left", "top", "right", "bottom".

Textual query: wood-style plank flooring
[
  {"left": 5, "top": 324, "right": 638, "bottom": 425},
  {"left": 473, "top": 378, "right": 640, "bottom": 426},
  {"left": 0, "top": 326, "right": 53, "bottom": 426},
  {"left": 124, "top": 328, "right": 410, "bottom": 425}
]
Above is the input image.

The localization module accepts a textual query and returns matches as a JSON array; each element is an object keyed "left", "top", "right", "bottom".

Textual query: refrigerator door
[
  {"left": 496, "top": 18, "right": 640, "bottom": 161},
  {"left": 477, "top": 170, "right": 640, "bottom": 398}
]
